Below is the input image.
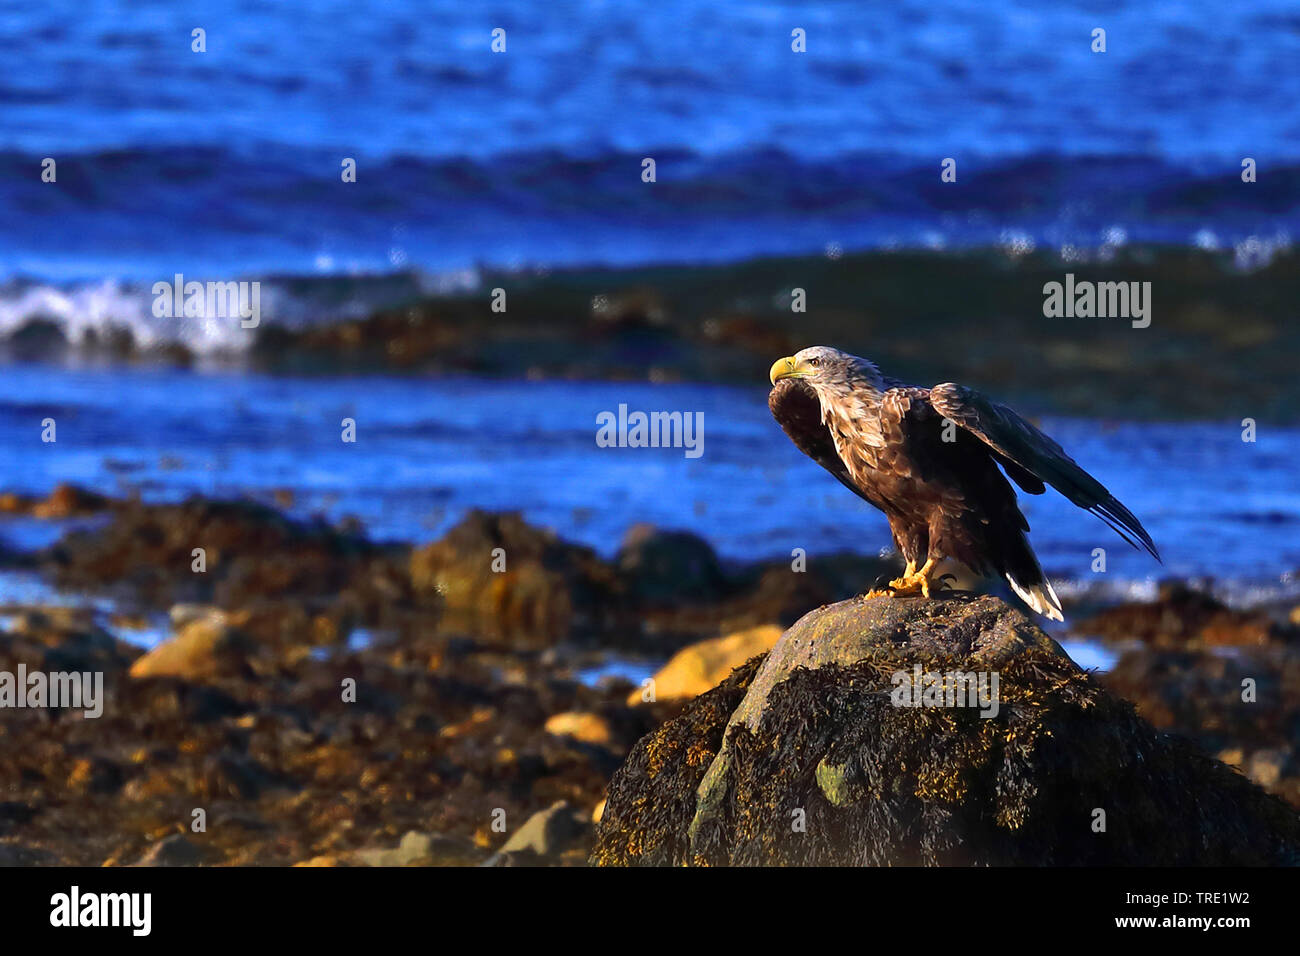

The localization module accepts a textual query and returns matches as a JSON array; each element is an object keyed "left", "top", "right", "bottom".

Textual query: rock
[
  {"left": 7, "top": 607, "right": 96, "bottom": 635},
  {"left": 1, "top": 319, "right": 68, "bottom": 360},
  {"left": 1248, "top": 749, "right": 1290, "bottom": 790},
  {"left": 1, "top": 610, "right": 139, "bottom": 674},
  {"left": 0, "top": 842, "right": 56, "bottom": 866},
  {"left": 355, "top": 830, "right": 482, "bottom": 867},
  {"left": 813, "top": 757, "right": 863, "bottom": 808},
  {"left": 593, "top": 594, "right": 1300, "bottom": 866},
  {"left": 0, "top": 485, "right": 108, "bottom": 518},
  {"left": 0, "top": 532, "right": 623, "bottom": 866},
  {"left": 31, "top": 483, "right": 110, "bottom": 519},
  {"left": 588, "top": 289, "right": 667, "bottom": 329},
  {"left": 0, "top": 492, "right": 33, "bottom": 513},
  {"left": 544, "top": 711, "right": 615, "bottom": 747},
  {"left": 135, "top": 834, "right": 215, "bottom": 867},
  {"left": 410, "top": 510, "right": 623, "bottom": 648},
  {"left": 0, "top": 802, "right": 37, "bottom": 834},
  {"left": 486, "top": 801, "right": 591, "bottom": 865},
  {"left": 1099, "top": 642, "right": 1300, "bottom": 805},
  {"left": 128, "top": 618, "right": 255, "bottom": 682},
  {"left": 67, "top": 758, "right": 125, "bottom": 795},
  {"left": 177, "top": 684, "right": 249, "bottom": 723},
  {"left": 1075, "top": 582, "right": 1286, "bottom": 648},
  {"left": 41, "top": 496, "right": 408, "bottom": 628},
  {"left": 199, "top": 753, "right": 283, "bottom": 800},
  {"left": 741, "top": 552, "right": 900, "bottom": 620},
  {"left": 616, "top": 524, "right": 728, "bottom": 604},
  {"left": 627, "top": 624, "right": 783, "bottom": 704}
]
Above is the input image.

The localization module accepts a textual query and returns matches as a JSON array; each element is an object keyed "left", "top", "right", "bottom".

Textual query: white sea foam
[{"left": 0, "top": 269, "right": 481, "bottom": 356}]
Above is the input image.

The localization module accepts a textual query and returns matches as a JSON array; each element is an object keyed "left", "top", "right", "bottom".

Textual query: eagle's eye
[{"left": 809, "top": 357, "right": 821, "bottom": 368}]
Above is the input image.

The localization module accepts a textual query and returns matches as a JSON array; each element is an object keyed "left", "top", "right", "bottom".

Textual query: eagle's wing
[
  {"left": 928, "top": 382, "right": 1160, "bottom": 560},
  {"left": 768, "top": 378, "right": 877, "bottom": 507}
]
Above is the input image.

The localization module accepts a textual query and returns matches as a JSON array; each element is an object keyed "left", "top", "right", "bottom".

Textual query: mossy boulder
[
  {"left": 410, "top": 509, "right": 626, "bottom": 648},
  {"left": 616, "top": 523, "right": 729, "bottom": 605},
  {"left": 41, "top": 496, "right": 412, "bottom": 633},
  {"left": 593, "top": 594, "right": 1300, "bottom": 866}
]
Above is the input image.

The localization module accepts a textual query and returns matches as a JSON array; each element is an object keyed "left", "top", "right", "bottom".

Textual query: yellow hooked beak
[{"left": 769, "top": 354, "right": 804, "bottom": 385}]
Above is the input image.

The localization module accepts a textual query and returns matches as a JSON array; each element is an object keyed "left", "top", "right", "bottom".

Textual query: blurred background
[
  {"left": 1, "top": 0, "right": 1297, "bottom": 591},
  {"left": 0, "top": 1, "right": 1298, "bottom": 865}
]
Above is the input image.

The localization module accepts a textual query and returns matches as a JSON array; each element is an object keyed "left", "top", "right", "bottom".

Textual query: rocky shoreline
[
  {"left": 1, "top": 484, "right": 1298, "bottom": 865},
  {"left": 3, "top": 245, "right": 1298, "bottom": 422},
  {"left": 594, "top": 596, "right": 1300, "bottom": 866}
]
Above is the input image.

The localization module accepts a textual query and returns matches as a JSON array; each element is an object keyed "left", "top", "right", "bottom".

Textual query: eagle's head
[{"left": 769, "top": 346, "right": 882, "bottom": 390}]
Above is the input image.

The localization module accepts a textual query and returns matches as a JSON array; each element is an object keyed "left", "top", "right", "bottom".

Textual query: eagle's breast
[{"left": 816, "top": 383, "right": 887, "bottom": 489}]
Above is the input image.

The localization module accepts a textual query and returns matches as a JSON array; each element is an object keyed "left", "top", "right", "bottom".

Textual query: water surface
[{"left": 1, "top": 364, "right": 1294, "bottom": 595}]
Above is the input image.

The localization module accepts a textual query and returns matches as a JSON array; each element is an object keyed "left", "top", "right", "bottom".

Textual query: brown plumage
[{"left": 768, "top": 346, "right": 1159, "bottom": 621}]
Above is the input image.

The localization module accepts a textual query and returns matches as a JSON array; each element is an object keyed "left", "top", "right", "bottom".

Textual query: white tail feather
[{"left": 1006, "top": 573, "right": 1064, "bottom": 622}]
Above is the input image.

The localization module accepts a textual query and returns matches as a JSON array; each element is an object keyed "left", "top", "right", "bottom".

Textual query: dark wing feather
[
  {"left": 929, "top": 382, "right": 1160, "bottom": 561},
  {"left": 768, "top": 378, "right": 877, "bottom": 507},
  {"left": 989, "top": 454, "right": 1047, "bottom": 495}
]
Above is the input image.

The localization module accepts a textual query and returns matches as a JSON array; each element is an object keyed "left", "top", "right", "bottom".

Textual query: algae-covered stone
[
  {"left": 616, "top": 524, "right": 729, "bottom": 604},
  {"left": 128, "top": 618, "right": 255, "bottom": 682},
  {"left": 594, "top": 593, "right": 1300, "bottom": 866},
  {"left": 814, "top": 758, "right": 862, "bottom": 808},
  {"left": 544, "top": 711, "right": 615, "bottom": 746},
  {"left": 627, "top": 624, "right": 782, "bottom": 704},
  {"left": 409, "top": 510, "right": 624, "bottom": 648},
  {"left": 483, "top": 801, "right": 592, "bottom": 866}
]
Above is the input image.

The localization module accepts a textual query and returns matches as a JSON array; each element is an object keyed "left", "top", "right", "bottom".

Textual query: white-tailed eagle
[{"left": 769, "top": 346, "right": 1159, "bottom": 621}]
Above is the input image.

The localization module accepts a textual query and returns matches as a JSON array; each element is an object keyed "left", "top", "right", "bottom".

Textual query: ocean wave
[
  {"left": 0, "top": 270, "right": 480, "bottom": 355},
  {"left": 3, "top": 146, "right": 1298, "bottom": 285}
]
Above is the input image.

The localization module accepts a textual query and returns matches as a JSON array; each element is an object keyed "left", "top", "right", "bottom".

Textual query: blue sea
[
  {"left": 0, "top": 1, "right": 1297, "bottom": 609},
  {"left": 1, "top": 365, "right": 1298, "bottom": 601},
  {"left": 1, "top": 2, "right": 1298, "bottom": 306}
]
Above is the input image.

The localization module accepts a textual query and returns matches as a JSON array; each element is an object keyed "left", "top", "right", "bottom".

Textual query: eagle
[{"left": 768, "top": 346, "right": 1159, "bottom": 621}]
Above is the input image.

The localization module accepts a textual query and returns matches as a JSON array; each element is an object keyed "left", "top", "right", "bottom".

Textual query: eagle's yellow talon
[{"left": 883, "top": 558, "right": 937, "bottom": 598}]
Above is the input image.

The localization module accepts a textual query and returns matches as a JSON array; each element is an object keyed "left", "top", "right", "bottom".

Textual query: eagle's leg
[
  {"left": 862, "top": 559, "right": 916, "bottom": 599},
  {"left": 886, "top": 557, "right": 938, "bottom": 598}
]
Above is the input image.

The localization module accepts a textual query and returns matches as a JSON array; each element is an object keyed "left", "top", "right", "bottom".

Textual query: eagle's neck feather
[{"left": 812, "top": 374, "right": 888, "bottom": 451}]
